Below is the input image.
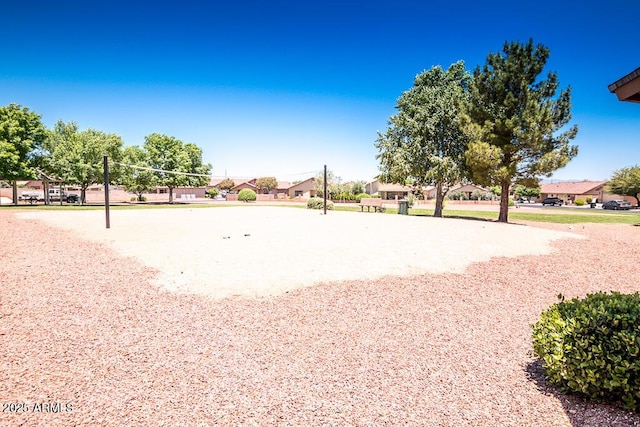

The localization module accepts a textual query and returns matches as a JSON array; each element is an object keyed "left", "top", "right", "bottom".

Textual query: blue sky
[{"left": 1, "top": 0, "right": 638, "bottom": 183}]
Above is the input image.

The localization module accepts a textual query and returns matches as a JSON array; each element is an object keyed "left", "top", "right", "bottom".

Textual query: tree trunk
[
  {"left": 81, "top": 187, "right": 87, "bottom": 205},
  {"left": 12, "top": 181, "right": 18, "bottom": 206},
  {"left": 433, "top": 182, "right": 444, "bottom": 217},
  {"left": 169, "top": 187, "right": 174, "bottom": 204},
  {"left": 498, "top": 180, "right": 510, "bottom": 223},
  {"left": 635, "top": 193, "right": 640, "bottom": 208},
  {"left": 44, "top": 181, "right": 50, "bottom": 205}
]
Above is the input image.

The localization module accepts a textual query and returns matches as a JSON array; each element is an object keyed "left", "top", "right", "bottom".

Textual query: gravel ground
[{"left": 1, "top": 207, "right": 640, "bottom": 426}]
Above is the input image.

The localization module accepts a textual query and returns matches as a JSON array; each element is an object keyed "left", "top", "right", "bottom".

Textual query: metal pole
[
  {"left": 104, "top": 155, "right": 110, "bottom": 229},
  {"left": 323, "top": 164, "right": 327, "bottom": 215}
]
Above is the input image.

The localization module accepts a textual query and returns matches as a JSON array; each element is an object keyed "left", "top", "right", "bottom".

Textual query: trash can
[{"left": 398, "top": 200, "right": 409, "bottom": 215}]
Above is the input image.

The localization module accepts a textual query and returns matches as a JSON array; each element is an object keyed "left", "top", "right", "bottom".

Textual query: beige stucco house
[
  {"left": 287, "top": 177, "right": 316, "bottom": 199},
  {"left": 539, "top": 181, "right": 607, "bottom": 204},
  {"left": 539, "top": 181, "right": 635, "bottom": 204},
  {"left": 446, "top": 183, "right": 490, "bottom": 200},
  {"left": 365, "top": 180, "right": 414, "bottom": 200}
]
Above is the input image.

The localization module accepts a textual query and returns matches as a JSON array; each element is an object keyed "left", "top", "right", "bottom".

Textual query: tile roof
[
  {"left": 540, "top": 181, "right": 606, "bottom": 195},
  {"left": 210, "top": 177, "right": 254, "bottom": 186},
  {"left": 376, "top": 183, "right": 412, "bottom": 192}
]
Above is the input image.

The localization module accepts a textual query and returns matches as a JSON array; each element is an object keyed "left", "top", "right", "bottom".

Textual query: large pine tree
[{"left": 465, "top": 39, "right": 578, "bottom": 222}]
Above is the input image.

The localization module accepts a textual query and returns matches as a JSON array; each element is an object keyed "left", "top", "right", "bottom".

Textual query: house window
[{"left": 295, "top": 190, "right": 303, "bottom": 197}]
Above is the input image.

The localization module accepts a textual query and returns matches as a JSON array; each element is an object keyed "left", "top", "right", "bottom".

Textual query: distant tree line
[{"left": 0, "top": 106, "right": 211, "bottom": 204}]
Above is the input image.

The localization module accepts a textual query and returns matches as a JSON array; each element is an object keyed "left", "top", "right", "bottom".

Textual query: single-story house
[
  {"left": 287, "top": 177, "right": 316, "bottom": 199},
  {"left": 365, "top": 180, "right": 414, "bottom": 200},
  {"left": 539, "top": 181, "right": 607, "bottom": 204},
  {"left": 231, "top": 180, "right": 258, "bottom": 193},
  {"left": 209, "top": 177, "right": 253, "bottom": 193},
  {"left": 210, "top": 177, "right": 291, "bottom": 197},
  {"left": 540, "top": 181, "right": 638, "bottom": 205},
  {"left": 421, "top": 183, "right": 491, "bottom": 200},
  {"left": 446, "top": 183, "right": 491, "bottom": 200}
]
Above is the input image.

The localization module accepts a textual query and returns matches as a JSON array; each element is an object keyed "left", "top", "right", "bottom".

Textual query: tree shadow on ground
[
  {"left": 410, "top": 212, "right": 495, "bottom": 222},
  {"left": 410, "top": 212, "right": 531, "bottom": 227},
  {"left": 526, "top": 360, "right": 640, "bottom": 426}
]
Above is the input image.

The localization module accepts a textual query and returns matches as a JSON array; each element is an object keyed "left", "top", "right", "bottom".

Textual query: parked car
[
  {"left": 48, "top": 188, "right": 79, "bottom": 203},
  {"left": 602, "top": 200, "right": 632, "bottom": 210},
  {"left": 19, "top": 191, "right": 44, "bottom": 203},
  {"left": 541, "top": 197, "right": 563, "bottom": 206},
  {"left": 20, "top": 189, "right": 79, "bottom": 204}
]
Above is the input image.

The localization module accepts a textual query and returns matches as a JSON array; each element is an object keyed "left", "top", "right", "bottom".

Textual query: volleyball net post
[{"left": 104, "top": 155, "right": 110, "bottom": 229}]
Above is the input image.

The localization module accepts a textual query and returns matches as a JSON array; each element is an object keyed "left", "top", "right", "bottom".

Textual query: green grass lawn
[
  {"left": 4, "top": 201, "right": 639, "bottom": 224},
  {"left": 333, "top": 205, "right": 640, "bottom": 224}
]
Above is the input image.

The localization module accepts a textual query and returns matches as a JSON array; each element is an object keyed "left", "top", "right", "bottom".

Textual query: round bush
[
  {"left": 532, "top": 292, "right": 640, "bottom": 411},
  {"left": 306, "top": 197, "right": 334, "bottom": 210},
  {"left": 238, "top": 189, "right": 256, "bottom": 202},
  {"left": 575, "top": 199, "right": 585, "bottom": 206}
]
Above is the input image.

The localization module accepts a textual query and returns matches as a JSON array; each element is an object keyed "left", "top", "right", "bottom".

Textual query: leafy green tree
[
  {"left": 145, "top": 133, "right": 187, "bottom": 203},
  {"left": 121, "top": 145, "right": 157, "bottom": 201},
  {"left": 218, "top": 178, "right": 235, "bottom": 192},
  {"left": 376, "top": 61, "right": 471, "bottom": 217},
  {"left": 465, "top": 39, "right": 578, "bottom": 222},
  {"left": 314, "top": 169, "right": 340, "bottom": 198},
  {"left": 47, "top": 121, "right": 123, "bottom": 204},
  {"left": 0, "top": 104, "right": 46, "bottom": 204},
  {"left": 606, "top": 165, "right": 640, "bottom": 207},
  {"left": 183, "top": 143, "right": 212, "bottom": 187},
  {"left": 350, "top": 180, "right": 366, "bottom": 195},
  {"left": 255, "top": 176, "right": 278, "bottom": 194},
  {"left": 513, "top": 183, "right": 541, "bottom": 202},
  {"left": 144, "top": 133, "right": 210, "bottom": 203}
]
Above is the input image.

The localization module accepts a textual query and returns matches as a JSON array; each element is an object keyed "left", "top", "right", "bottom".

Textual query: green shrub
[
  {"left": 238, "top": 189, "right": 256, "bottom": 202},
  {"left": 532, "top": 292, "right": 640, "bottom": 411},
  {"left": 586, "top": 197, "right": 593, "bottom": 203},
  {"left": 508, "top": 198, "right": 515, "bottom": 206},
  {"left": 354, "top": 193, "right": 371, "bottom": 203},
  {"left": 306, "top": 197, "right": 334, "bottom": 210},
  {"left": 449, "top": 191, "right": 468, "bottom": 201},
  {"left": 575, "top": 199, "right": 585, "bottom": 206},
  {"left": 130, "top": 196, "right": 137, "bottom": 202},
  {"left": 206, "top": 188, "right": 220, "bottom": 198},
  {"left": 470, "top": 189, "right": 486, "bottom": 200},
  {"left": 332, "top": 192, "right": 355, "bottom": 201}
]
